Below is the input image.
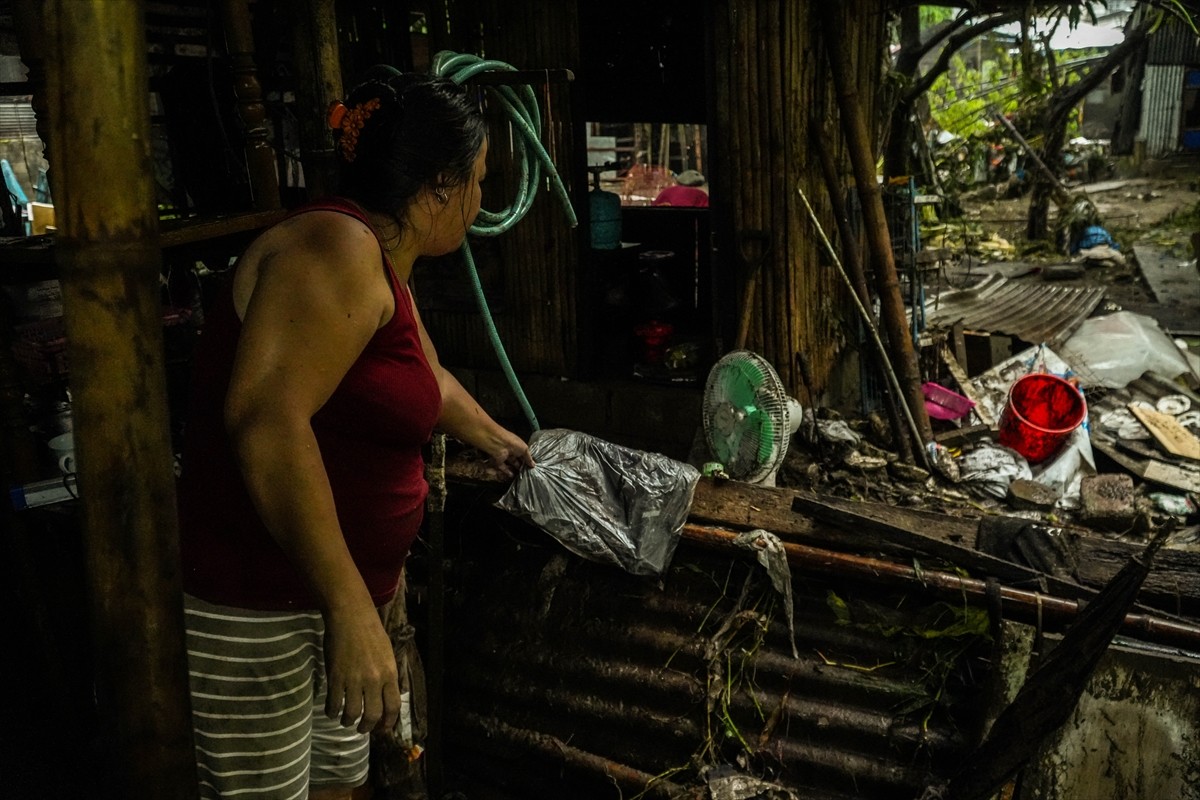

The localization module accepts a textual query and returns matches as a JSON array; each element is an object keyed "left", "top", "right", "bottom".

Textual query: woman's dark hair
[{"left": 333, "top": 67, "right": 486, "bottom": 221}]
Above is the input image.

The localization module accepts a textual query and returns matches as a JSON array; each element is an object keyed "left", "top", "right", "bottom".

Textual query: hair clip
[
  {"left": 327, "top": 100, "right": 348, "bottom": 130},
  {"left": 336, "top": 97, "right": 382, "bottom": 163}
]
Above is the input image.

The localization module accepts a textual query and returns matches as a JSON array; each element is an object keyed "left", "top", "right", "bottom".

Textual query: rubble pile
[{"left": 777, "top": 313, "right": 1200, "bottom": 548}]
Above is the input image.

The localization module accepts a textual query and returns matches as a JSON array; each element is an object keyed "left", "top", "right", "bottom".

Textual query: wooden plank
[
  {"left": 1074, "top": 535, "right": 1200, "bottom": 611},
  {"left": 158, "top": 209, "right": 288, "bottom": 248},
  {"left": 941, "top": 343, "right": 995, "bottom": 425},
  {"left": 1144, "top": 460, "right": 1200, "bottom": 494},
  {"left": 690, "top": 480, "right": 1097, "bottom": 600},
  {"left": 1129, "top": 403, "right": 1200, "bottom": 461}
]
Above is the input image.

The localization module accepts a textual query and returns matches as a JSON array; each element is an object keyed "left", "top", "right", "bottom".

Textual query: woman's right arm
[{"left": 223, "top": 214, "right": 401, "bottom": 734}]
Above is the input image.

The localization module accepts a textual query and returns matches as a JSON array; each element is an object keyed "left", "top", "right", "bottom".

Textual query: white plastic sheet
[{"left": 1059, "top": 311, "right": 1195, "bottom": 389}]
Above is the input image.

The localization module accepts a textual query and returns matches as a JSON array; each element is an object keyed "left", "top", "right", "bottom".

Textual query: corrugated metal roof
[
  {"left": 1141, "top": 64, "right": 1186, "bottom": 157},
  {"left": 925, "top": 274, "right": 1106, "bottom": 346},
  {"left": 444, "top": 537, "right": 984, "bottom": 799}
]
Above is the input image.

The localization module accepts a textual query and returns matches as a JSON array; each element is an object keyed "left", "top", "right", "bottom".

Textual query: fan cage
[{"left": 702, "top": 350, "right": 792, "bottom": 482}]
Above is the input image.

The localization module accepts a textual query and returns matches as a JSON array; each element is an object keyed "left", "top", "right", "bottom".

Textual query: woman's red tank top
[{"left": 177, "top": 198, "right": 442, "bottom": 609}]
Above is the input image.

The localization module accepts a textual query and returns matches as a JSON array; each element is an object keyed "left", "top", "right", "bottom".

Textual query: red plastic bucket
[{"left": 998, "top": 373, "right": 1086, "bottom": 464}]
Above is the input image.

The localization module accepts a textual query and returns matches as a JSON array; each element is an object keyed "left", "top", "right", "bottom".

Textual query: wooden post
[
  {"left": 818, "top": 6, "right": 933, "bottom": 447},
  {"left": 42, "top": 2, "right": 197, "bottom": 797},
  {"left": 289, "top": 0, "right": 344, "bottom": 199},
  {"left": 219, "top": 0, "right": 281, "bottom": 210}
]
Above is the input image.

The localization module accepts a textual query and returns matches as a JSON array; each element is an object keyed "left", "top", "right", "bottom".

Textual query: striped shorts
[{"left": 184, "top": 594, "right": 371, "bottom": 799}]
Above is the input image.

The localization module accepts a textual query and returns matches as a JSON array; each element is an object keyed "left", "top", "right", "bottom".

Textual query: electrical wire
[{"left": 431, "top": 51, "right": 578, "bottom": 432}]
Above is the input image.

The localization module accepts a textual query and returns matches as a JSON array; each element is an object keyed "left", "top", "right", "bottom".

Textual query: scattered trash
[
  {"left": 1157, "top": 395, "right": 1192, "bottom": 416},
  {"left": 922, "top": 381, "right": 976, "bottom": 421},
  {"left": 1059, "top": 311, "right": 1196, "bottom": 389},
  {"left": 801, "top": 411, "right": 862, "bottom": 447},
  {"left": 1008, "top": 478, "right": 1062, "bottom": 511},
  {"left": 1149, "top": 493, "right": 1197, "bottom": 517},
  {"left": 703, "top": 765, "right": 801, "bottom": 800},
  {"left": 1076, "top": 244, "right": 1126, "bottom": 268},
  {"left": 957, "top": 443, "right": 1032, "bottom": 500},
  {"left": 963, "top": 346, "right": 1076, "bottom": 426},
  {"left": 1079, "top": 474, "right": 1137, "bottom": 531},
  {"left": 734, "top": 529, "right": 798, "bottom": 658},
  {"left": 1071, "top": 224, "right": 1119, "bottom": 254}
]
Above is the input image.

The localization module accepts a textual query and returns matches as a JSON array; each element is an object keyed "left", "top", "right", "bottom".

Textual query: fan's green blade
[
  {"left": 719, "top": 358, "right": 766, "bottom": 410},
  {"left": 748, "top": 408, "right": 775, "bottom": 466}
]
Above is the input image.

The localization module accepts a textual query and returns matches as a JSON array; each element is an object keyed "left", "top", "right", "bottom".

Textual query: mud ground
[{"left": 947, "top": 155, "right": 1200, "bottom": 331}]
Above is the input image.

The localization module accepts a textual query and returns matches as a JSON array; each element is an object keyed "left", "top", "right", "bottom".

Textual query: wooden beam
[
  {"left": 43, "top": 1, "right": 197, "bottom": 797},
  {"left": 288, "top": 0, "right": 343, "bottom": 200},
  {"left": 219, "top": 0, "right": 280, "bottom": 210}
]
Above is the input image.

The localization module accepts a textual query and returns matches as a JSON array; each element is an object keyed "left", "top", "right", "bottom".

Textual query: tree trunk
[{"left": 1025, "top": 22, "right": 1150, "bottom": 241}]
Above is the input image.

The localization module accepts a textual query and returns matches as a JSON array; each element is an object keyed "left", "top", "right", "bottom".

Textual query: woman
[{"left": 177, "top": 68, "right": 532, "bottom": 799}]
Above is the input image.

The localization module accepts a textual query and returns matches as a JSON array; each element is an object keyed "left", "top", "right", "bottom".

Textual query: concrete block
[{"left": 1079, "top": 474, "right": 1137, "bottom": 531}]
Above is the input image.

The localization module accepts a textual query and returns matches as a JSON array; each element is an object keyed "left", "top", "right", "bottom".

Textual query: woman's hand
[
  {"left": 482, "top": 426, "right": 535, "bottom": 477},
  {"left": 322, "top": 603, "right": 402, "bottom": 734}
]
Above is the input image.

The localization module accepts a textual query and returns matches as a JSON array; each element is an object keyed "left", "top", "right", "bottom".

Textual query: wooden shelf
[
  {"left": 0, "top": 210, "right": 289, "bottom": 284},
  {"left": 158, "top": 209, "right": 289, "bottom": 248}
]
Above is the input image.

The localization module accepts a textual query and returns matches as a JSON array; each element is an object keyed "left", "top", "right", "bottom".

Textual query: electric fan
[{"left": 702, "top": 350, "right": 803, "bottom": 487}]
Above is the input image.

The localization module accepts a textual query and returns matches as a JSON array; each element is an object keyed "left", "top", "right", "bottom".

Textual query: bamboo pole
[
  {"left": 818, "top": 6, "right": 933, "bottom": 447},
  {"left": 810, "top": 130, "right": 915, "bottom": 466},
  {"left": 43, "top": 1, "right": 197, "bottom": 797}
]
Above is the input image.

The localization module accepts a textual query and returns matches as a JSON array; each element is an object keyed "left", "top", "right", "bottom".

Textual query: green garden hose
[{"left": 432, "top": 51, "right": 578, "bottom": 432}]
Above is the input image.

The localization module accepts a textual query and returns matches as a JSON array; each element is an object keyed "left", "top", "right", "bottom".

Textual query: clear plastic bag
[{"left": 495, "top": 429, "right": 701, "bottom": 576}]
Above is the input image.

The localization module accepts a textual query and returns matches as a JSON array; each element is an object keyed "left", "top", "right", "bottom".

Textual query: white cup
[{"left": 48, "top": 431, "right": 75, "bottom": 475}]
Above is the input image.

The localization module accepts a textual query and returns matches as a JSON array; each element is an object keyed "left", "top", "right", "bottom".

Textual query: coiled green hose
[{"left": 432, "top": 51, "right": 578, "bottom": 432}]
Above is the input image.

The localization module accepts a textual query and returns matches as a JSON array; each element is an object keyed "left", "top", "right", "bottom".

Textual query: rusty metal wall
[
  {"left": 711, "top": 0, "right": 886, "bottom": 400},
  {"left": 1141, "top": 64, "right": 1185, "bottom": 157},
  {"left": 437, "top": 509, "right": 992, "bottom": 799}
]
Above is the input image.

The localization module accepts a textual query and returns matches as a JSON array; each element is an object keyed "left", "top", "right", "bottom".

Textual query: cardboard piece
[{"left": 1128, "top": 403, "right": 1200, "bottom": 461}]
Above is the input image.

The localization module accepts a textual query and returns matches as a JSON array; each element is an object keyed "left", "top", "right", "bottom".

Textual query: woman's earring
[{"left": 434, "top": 187, "right": 449, "bottom": 204}]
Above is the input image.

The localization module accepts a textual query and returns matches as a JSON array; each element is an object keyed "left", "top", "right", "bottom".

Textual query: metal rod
[
  {"left": 797, "top": 185, "right": 932, "bottom": 472},
  {"left": 682, "top": 524, "right": 1200, "bottom": 652}
]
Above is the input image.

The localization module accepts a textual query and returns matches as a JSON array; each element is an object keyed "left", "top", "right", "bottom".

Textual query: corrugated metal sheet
[
  {"left": 925, "top": 274, "right": 1105, "bottom": 346},
  {"left": 1141, "top": 64, "right": 1186, "bottom": 157},
  {"left": 442, "top": 527, "right": 986, "bottom": 799},
  {"left": 0, "top": 100, "right": 38, "bottom": 140},
  {"left": 1147, "top": 17, "right": 1200, "bottom": 65}
]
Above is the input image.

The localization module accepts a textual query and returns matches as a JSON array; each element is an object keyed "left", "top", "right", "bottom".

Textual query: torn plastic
[
  {"left": 1029, "top": 425, "right": 1095, "bottom": 509},
  {"left": 735, "top": 530, "right": 798, "bottom": 658},
  {"left": 957, "top": 443, "right": 1032, "bottom": 500},
  {"left": 495, "top": 429, "right": 700, "bottom": 576},
  {"left": 703, "top": 765, "right": 801, "bottom": 800},
  {"left": 1059, "top": 311, "right": 1196, "bottom": 390},
  {"left": 800, "top": 410, "right": 862, "bottom": 446}
]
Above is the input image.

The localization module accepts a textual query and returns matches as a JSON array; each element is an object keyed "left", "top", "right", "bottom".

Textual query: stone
[
  {"left": 888, "top": 461, "right": 931, "bottom": 484},
  {"left": 1079, "top": 474, "right": 1137, "bottom": 531},
  {"left": 1007, "top": 478, "right": 1061, "bottom": 511}
]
